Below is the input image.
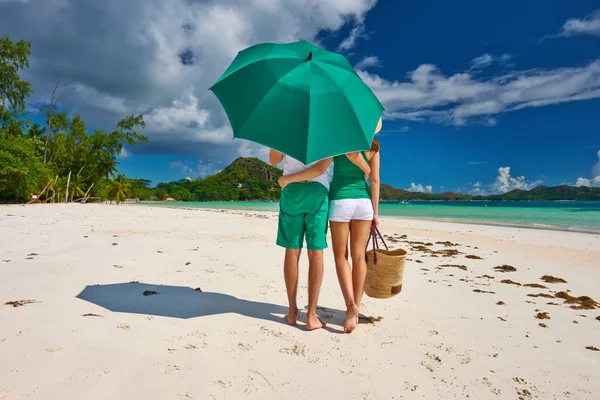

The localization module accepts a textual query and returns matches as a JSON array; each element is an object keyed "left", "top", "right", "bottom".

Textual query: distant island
[{"left": 150, "top": 157, "right": 600, "bottom": 202}]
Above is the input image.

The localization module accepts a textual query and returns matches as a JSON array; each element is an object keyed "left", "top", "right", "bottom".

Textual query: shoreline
[{"left": 133, "top": 202, "right": 600, "bottom": 235}]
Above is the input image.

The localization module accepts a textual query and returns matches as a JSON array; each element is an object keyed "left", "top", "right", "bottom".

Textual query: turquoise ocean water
[{"left": 138, "top": 200, "right": 600, "bottom": 233}]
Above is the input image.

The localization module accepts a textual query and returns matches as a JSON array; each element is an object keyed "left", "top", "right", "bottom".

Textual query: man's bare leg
[
  {"left": 306, "top": 249, "right": 325, "bottom": 330},
  {"left": 283, "top": 248, "right": 301, "bottom": 325}
]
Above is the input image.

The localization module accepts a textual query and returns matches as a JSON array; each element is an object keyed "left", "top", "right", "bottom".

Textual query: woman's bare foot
[
  {"left": 306, "top": 313, "right": 326, "bottom": 330},
  {"left": 344, "top": 304, "right": 360, "bottom": 333},
  {"left": 285, "top": 306, "right": 298, "bottom": 325}
]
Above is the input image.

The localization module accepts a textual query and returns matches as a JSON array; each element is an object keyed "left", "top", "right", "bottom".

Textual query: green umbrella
[{"left": 210, "top": 40, "right": 384, "bottom": 165}]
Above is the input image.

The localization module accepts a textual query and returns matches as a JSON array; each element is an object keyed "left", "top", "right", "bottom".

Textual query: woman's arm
[
  {"left": 369, "top": 151, "right": 381, "bottom": 225},
  {"left": 278, "top": 158, "right": 332, "bottom": 188},
  {"left": 269, "top": 149, "right": 284, "bottom": 166},
  {"left": 346, "top": 152, "right": 371, "bottom": 177}
]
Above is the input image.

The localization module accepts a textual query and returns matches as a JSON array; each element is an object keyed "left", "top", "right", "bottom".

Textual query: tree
[
  {"left": 108, "top": 174, "right": 131, "bottom": 204},
  {"left": 0, "top": 35, "right": 32, "bottom": 130},
  {"left": 0, "top": 36, "right": 149, "bottom": 203},
  {"left": 155, "top": 187, "right": 168, "bottom": 201},
  {"left": 0, "top": 134, "right": 49, "bottom": 200},
  {"left": 67, "top": 174, "right": 86, "bottom": 201}
]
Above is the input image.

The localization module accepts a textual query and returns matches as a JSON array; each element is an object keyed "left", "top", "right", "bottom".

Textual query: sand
[{"left": 1, "top": 203, "right": 599, "bottom": 400}]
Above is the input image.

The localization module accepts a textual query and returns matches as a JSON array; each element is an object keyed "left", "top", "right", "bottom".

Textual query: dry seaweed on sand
[
  {"left": 535, "top": 312, "right": 550, "bottom": 320},
  {"left": 473, "top": 289, "right": 495, "bottom": 294},
  {"left": 412, "top": 245, "right": 431, "bottom": 253},
  {"left": 465, "top": 255, "right": 483, "bottom": 260},
  {"left": 436, "top": 249, "right": 462, "bottom": 257},
  {"left": 194, "top": 287, "right": 203, "bottom": 292},
  {"left": 596, "top": 316, "right": 600, "bottom": 322},
  {"left": 586, "top": 346, "right": 600, "bottom": 351},
  {"left": 476, "top": 275, "right": 495, "bottom": 279},
  {"left": 538, "top": 323, "right": 548, "bottom": 328},
  {"left": 524, "top": 283, "right": 548, "bottom": 289},
  {"left": 436, "top": 241, "right": 458, "bottom": 247},
  {"left": 439, "top": 264, "right": 468, "bottom": 271},
  {"left": 5, "top": 299, "right": 40, "bottom": 308},
  {"left": 496, "top": 301, "right": 505, "bottom": 305},
  {"left": 527, "top": 293, "right": 555, "bottom": 299},
  {"left": 358, "top": 315, "right": 383, "bottom": 324},
  {"left": 142, "top": 290, "right": 159, "bottom": 296},
  {"left": 555, "top": 292, "right": 599, "bottom": 310},
  {"left": 541, "top": 275, "right": 567, "bottom": 284},
  {"left": 82, "top": 313, "right": 103, "bottom": 318},
  {"left": 494, "top": 265, "right": 516, "bottom": 272},
  {"left": 501, "top": 279, "right": 522, "bottom": 286}
]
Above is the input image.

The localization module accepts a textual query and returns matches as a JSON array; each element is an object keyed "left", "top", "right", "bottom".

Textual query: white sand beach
[{"left": 1, "top": 204, "right": 599, "bottom": 400}]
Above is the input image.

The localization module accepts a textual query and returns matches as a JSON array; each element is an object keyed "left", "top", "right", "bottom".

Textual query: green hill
[
  {"left": 155, "top": 157, "right": 283, "bottom": 201},
  {"left": 472, "top": 185, "right": 600, "bottom": 201}
]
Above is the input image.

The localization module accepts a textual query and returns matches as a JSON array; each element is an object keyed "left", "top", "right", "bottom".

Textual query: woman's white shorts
[{"left": 328, "top": 199, "right": 374, "bottom": 222}]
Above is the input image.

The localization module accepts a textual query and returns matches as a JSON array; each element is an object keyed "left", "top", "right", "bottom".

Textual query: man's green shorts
[{"left": 277, "top": 181, "right": 329, "bottom": 251}]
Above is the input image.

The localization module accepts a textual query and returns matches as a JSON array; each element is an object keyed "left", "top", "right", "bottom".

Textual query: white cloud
[
  {"left": 359, "top": 60, "right": 600, "bottom": 126},
  {"left": 0, "top": 0, "right": 378, "bottom": 165},
  {"left": 72, "top": 84, "right": 129, "bottom": 115},
  {"left": 492, "top": 167, "right": 542, "bottom": 193},
  {"left": 408, "top": 183, "right": 433, "bottom": 193},
  {"left": 469, "top": 53, "right": 513, "bottom": 71},
  {"left": 469, "top": 54, "right": 493, "bottom": 70},
  {"left": 118, "top": 148, "right": 132, "bottom": 159},
  {"left": 576, "top": 177, "right": 592, "bottom": 187},
  {"left": 556, "top": 10, "right": 600, "bottom": 38},
  {"left": 170, "top": 160, "right": 220, "bottom": 179},
  {"left": 355, "top": 56, "right": 380, "bottom": 70},
  {"left": 337, "top": 24, "right": 366, "bottom": 52},
  {"left": 575, "top": 150, "right": 600, "bottom": 187},
  {"left": 593, "top": 150, "right": 600, "bottom": 177}
]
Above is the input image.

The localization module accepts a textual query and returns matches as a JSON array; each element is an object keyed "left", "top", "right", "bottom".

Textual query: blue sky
[{"left": 2, "top": 0, "right": 599, "bottom": 193}]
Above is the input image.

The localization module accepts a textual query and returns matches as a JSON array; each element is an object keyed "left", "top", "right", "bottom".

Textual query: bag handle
[{"left": 365, "top": 224, "right": 389, "bottom": 264}]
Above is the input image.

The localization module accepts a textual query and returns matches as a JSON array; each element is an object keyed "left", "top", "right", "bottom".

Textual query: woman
[
  {"left": 278, "top": 119, "right": 382, "bottom": 333},
  {"left": 328, "top": 137, "right": 380, "bottom": 333}
]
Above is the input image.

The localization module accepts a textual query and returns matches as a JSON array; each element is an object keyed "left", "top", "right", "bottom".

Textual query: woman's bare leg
[
  {"left": 330, "top": 221, "right": 359, "bottom": 333},
  {"left": 350, "top": 220, "right": 372, "bottom": 315}
]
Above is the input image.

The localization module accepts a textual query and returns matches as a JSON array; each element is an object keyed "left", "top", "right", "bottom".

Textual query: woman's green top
[{"left": 329, "top": 152, "right": 370, "bottom": 200}]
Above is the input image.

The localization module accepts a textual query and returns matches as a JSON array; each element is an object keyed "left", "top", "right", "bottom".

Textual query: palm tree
[
  {"left": 108, "top": 174, "right": 130, "bottom": 205},
  {"left": 50, "top": 176, "right": 68, "bottom": 203},
  {"left": 67, "top": 175, "right": 86, "bottom": 201}
]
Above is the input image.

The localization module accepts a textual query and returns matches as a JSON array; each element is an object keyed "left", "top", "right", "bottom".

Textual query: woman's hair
[{"left": 370, "top": 138, "right": 380, "bottom": 153}]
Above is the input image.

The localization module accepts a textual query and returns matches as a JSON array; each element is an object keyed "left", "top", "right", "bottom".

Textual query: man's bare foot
[
  {"left": 306, "top": 313, "right": 326, "bottom": 330},
  {"left": 285, "top": 306, "right": 298, "bottom": 325},
  {"left": 344, "top": 304, "right": 360, "bottom": 333}
]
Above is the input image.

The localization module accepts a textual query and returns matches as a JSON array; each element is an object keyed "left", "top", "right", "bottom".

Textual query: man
[{"left": 269, "top": 149, "right": 332, "bottom": 330}]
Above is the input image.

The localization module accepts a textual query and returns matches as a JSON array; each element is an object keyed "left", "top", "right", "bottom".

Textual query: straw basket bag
[{"left": 364, "top": 225, "right": 407, "bottom": 299}]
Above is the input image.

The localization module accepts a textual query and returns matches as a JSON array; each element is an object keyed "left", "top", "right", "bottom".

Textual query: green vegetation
[
  {"left": 0, "top": 35, "right": 147, "bottom": 203},
  {"left": 380, "top": 184, "right": 600, "bottom": 201},
  {"left": 155, "top": 157, "right": 283, "bottom": 201}
]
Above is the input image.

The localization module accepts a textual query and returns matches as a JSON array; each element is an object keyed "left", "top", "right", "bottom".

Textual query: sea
[{"left": 139, "top": 200, "right": 600, "bottom": 234}]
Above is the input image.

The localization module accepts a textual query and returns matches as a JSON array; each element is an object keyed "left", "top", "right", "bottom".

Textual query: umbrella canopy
[{"left": 210, "top": 40, "right": 384, "bottom": 165}]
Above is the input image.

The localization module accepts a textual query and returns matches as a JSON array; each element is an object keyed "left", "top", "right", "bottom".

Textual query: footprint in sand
[
  {"left": 237, "top": 343, "right": 253, "bottom": 351},
  {"left": 279, "top": 342, "right": 306, "bottom": 357},
  {"left": 421, "top": 352, "right": 442, "bottom": 372},
  {"left": 117, "top": 324, "right": 131, "bottom": 330},
  {"left": 46, "top": 347, "right": 62, "bottom": 353}
]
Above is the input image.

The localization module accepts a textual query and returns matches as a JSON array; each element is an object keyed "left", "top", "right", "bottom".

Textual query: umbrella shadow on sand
[{"left": 76, "top": 282, "right": 290, "bottom": 323}]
